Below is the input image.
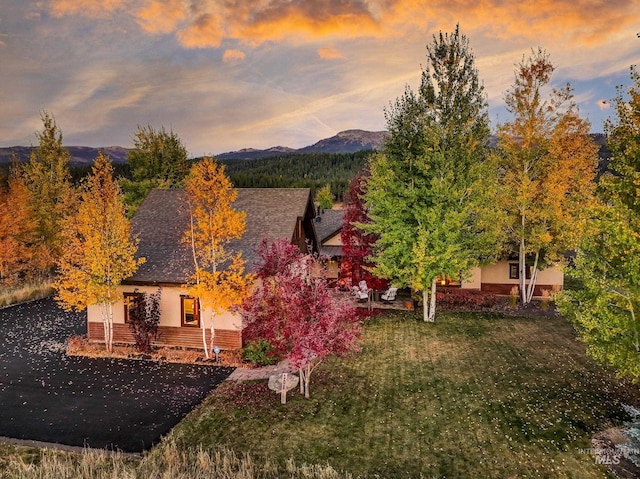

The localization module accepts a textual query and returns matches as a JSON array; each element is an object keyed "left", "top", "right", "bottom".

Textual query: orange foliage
[
  {"left": 55, "top": 152, "right": 142, "bottom": 351},
  {"left": 183, "top": 157, "right": 252, "bottom": 356},
  {"left": 0, "top": 169, "right": 39, "bottom": 284}
]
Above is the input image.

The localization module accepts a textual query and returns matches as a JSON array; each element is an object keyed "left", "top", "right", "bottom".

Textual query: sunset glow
[{"left": 1, "top": 0, "right": 638, "bottom": 154}]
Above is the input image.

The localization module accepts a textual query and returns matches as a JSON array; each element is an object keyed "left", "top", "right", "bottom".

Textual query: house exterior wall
[
  {"left": 87, "top": 285, "right": 243, "bottom": 349},
  {"left": 463, "top": 267, "right": 482, "bottom": 289},
  {"left": 323, "top": 232, "right": 342, "bottom": 246},
  {"left": 461, "top": 261, "right": 564, "bottom": 296}
]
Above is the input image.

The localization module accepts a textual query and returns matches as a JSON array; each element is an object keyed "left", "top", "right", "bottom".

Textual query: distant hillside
[
  {"left": 217, "top": 129, "right": 388, "bottom": 160},
  {"left": 0, "top": 146, "right": 130, "bottom": 166}
]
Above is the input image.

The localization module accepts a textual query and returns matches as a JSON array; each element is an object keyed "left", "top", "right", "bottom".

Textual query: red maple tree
[
  {"left": 241, "top": 239, "right": 361, "bottom": 398},
  {"left": 341, "top": 169, "right": 386, "bottom": 289}
]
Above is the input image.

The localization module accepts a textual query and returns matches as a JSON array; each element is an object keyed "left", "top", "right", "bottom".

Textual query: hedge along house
[{"left": 86, "top": 188, "right": 319, "bottom": 350}]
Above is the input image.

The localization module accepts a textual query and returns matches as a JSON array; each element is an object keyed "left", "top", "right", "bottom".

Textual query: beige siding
[
  {"left": 462, "top": 267, "right": 482, "bottom": 289},
  {"left": 461, "top": 260, "right": 564, "bottom": 295},
  {"left": 87, "top": 285, "right": 243, "bottom": 349},
  {"left": 323, "top": 232, "right": 342, "bottom": 246}
]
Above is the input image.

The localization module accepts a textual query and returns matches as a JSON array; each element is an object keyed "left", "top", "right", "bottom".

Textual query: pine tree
[{"left": 23, "top": 112, "right": 74, "bottom": 275}]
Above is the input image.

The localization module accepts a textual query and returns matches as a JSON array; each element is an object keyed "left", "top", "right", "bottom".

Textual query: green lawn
[{"left": 167, "top": 310, "right": 639, "bottom": 478}]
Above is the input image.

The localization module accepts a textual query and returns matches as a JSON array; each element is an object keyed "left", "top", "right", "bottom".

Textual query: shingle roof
[
  {"left": 314, "top": 209, "right": 344, "bottom": 243},
  {"left": 126, "top": 188, "right": 313, "bottom": 284}
]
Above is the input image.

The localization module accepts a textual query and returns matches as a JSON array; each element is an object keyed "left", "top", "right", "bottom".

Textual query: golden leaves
[{"left": 54, "top": 153, "right": 142, "bottom": 311}]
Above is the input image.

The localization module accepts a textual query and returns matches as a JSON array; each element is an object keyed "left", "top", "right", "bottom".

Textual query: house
[
  {"left": 320, "top": 210, "right": 563, "bottom": 295},
  {"left": 314, "top": 208, "right": 344, "bottom": 280},
  {"left": 86, "top": 188, "right": 318, "bottom": 350},
  {"left": 460, "top": 261, "right": 563, "bottom": 296}
]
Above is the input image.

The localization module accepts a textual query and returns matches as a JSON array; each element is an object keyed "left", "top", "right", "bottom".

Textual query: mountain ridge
[
  {"left": 0, "top": 130, "right": 609, "bottom": 165},
  {"left": 0, "top": 129, "right": 387, "bottom": 165}
]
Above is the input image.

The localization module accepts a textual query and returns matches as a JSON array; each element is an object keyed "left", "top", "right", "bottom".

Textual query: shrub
[
  {"left": 242, "top": 339, "right": 279, "bottom": 366},
  {"left": 127, "top": 288, "right": 161, "bottom": 353},
  {"left": 436, "top": 289, "right": 499, "bottom": 310}
]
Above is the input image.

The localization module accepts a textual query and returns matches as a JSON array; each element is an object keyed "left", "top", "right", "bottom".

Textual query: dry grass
[
  {"left": 0, "top": 440, "right": 354, "bottom": 479},
  {"left": 0, "top": 281, "right": 53, "bottom": 309},
  {"left": 66, "top": 336, "right": 245, "bottom": 367}
]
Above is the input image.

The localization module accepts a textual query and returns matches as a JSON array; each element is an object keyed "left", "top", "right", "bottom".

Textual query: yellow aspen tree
[
  {"left": 493, "top": 50, "right": 598, "bottom": 304},
  {"left": 55, "top": 152, "right": 142, "bottom": 352},
  {"left": 183, "top": 157, "right": 250, "bottom": 358},
  {"left": 0, "top": 167, "right": 39, "bottom": 284}
]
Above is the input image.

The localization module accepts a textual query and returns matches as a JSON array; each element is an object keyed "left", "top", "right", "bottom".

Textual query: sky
[{"left": 1, "top": 1, "right": 639, "bottom": 157}]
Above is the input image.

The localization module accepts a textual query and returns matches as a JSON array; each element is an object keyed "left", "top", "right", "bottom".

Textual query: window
[
  {"left": 181, "top": 296, "right": 200, "bottom": 327},
  {"left": 123, "top": 292, "right": 143, "bottom": 323},
  {"left": 509, "top": 264, "right": 531, "bottom": 279},
  {"left": 436, "top": 275, "right": 460, "bottom": 286}
]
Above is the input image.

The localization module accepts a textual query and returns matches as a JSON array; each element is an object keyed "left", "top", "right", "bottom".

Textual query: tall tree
[
  {"left": 127, "top": 125, "right": 189, "bottom": 184},
  {"left": 0, "top": 167, "right": 39, "bottom": 284},
  {"left": 315, "top": 184, "right": 334, "bottom": 210},
  {"left": 493, "top": 49, "right": 598, "bottom": 304},
  {"left": 182, "top": 157, "right": 250, "bottom": 358},
  {"left": 341, "top": 168, "right": 377, "bottom": 285},
  {"left": 363, "top": 26, "right": 496, "bottom": 321},
  {"left": 23, "top": 112, "right": 74, "bottom": 274},
  {"left": 558, "top": 66, "right": 640, "bottom": 379},
  {"left": 242, "top": 239, "right": 360, "bottom": 398},
  {"left": 55, "top": 153, "right": 142, "bottom": 352},
  {"left": 122, "top": 125, "right": 189, "bottom": 215}
]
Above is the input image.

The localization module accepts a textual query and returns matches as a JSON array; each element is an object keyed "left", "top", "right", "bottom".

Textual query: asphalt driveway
[{"left": 0, "top": 298, "right": 233, "bottom": 452}]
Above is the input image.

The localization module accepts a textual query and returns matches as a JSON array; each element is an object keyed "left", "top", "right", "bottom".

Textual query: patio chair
[
  {"left": 356, "top": 281, "right": 370, "bottom": 302},
  {"left": 381, "top": 287, "right": 398, "bottom": 303}
]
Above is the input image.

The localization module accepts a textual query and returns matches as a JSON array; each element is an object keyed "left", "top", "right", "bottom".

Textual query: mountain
[
  {"left": 0, "top": 145, "right": 130, "bottom": 166},
  {"left": 216, "top": 129, "right": 388, "bottom": 160},
  {"left": 216, "top": 146, "right": 296, "bottom": 161},
  {"left": 0, "top": 130, "right": 610, "bottom": 165}
]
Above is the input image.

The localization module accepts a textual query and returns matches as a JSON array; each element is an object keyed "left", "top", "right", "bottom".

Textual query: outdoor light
[{"left": 213, "top": 346, "right": 220, "bottom": 363}]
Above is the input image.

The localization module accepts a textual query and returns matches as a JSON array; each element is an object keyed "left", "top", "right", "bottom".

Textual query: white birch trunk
[
  {"left": 107, "top": 302, "right": 113, "bottom": 352},
  {"left": 299, "top": 367, "right": 305, "bottom": 395},
  {"left": 209, "top": 312, "right": 215, "bottom": 358},
  {"left": 199, "top": 299, "right": 209, "bottom": 359},
  {"left": 429, "top": 278, "right": 437, "bottom": 322},
  {"left": 525, "top": 252, "right": 540, "bottom": 304},
  {"left": 422, "top": 279, "right": 437, "bottom": 322},
  {"left": 100, "top": 302, "right": 114, "bottom": 353},
  {"left": 519, "top": 236, "right": 527, "bottom": 305}
]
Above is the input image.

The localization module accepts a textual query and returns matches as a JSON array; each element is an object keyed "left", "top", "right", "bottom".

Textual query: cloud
[
  {"left": 135, "top": 0, "right": 186, "bottom": 34},
  {"left": 49, "top": 0, "right": 127, "bottom": 18},
  {"left": 318, "top": 46, "right": 346, "bottom": 60},
  {"left": 46, "top": 0, "right": 640, "bottom": 53},
  {"left": 597, "top": 99, "right": 610, "bottom": 110},
  {"left": 176, "top": 13, "right": 224, "bottom": 48},
  {"left": 223, "top": 49, "right": 246, "bottom": 62}
]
